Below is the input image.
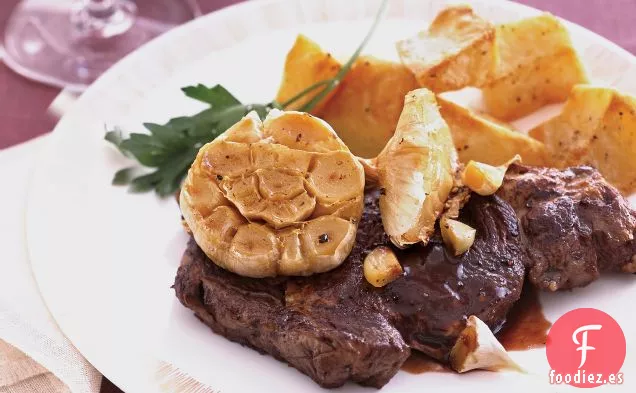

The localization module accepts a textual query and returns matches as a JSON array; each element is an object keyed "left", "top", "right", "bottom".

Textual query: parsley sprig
[{"left": 106, "top": 0, "right": 388, "bottom": 197}]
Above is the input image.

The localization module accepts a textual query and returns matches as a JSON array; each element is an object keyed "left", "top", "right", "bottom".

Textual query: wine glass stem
[
  {"left": 72, "top": 0, "right": 137, "bottom": 39},
  {"left": 85, "top": 0, "right": 118, "bottom": 18}
]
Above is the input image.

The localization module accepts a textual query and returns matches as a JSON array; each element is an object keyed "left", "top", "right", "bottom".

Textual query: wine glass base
[{"left": 3, "top": 1, "right": 195, "bottom": 91}]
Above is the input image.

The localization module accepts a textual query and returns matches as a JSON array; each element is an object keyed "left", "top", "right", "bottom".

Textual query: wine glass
[{"left": 3, "top": 0, "right": 199, "bottom": 91}]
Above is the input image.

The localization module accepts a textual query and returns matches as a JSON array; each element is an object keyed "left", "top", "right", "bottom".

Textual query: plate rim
[{"left": 25, "top": 0, "right": 636, "bottom": 391}]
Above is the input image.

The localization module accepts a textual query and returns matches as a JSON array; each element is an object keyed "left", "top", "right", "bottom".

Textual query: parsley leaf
[
  {"left": 104, "top": 85, "right": 264, "bottom": 196},
  {"left": 181, "top": 84, "right": 241, "bottom": 108},
  {"left": 106, "top": 0, "right": 388, "bottom": 197}
]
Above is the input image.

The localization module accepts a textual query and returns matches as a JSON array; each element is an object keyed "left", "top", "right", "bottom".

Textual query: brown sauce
[
  {"left": 402, "top": 285, "right": 551, "bottom": 374},
  {"left": 497, "top": 285, "right": 552, "bottom": 351},
  {"left": 401, "top": 351, "right": 450, "bottom": 374}
]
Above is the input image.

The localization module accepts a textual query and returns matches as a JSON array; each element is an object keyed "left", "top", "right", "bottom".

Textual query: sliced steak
[
  {"left": 175, "top": 197, "right": 408, "bottom": 389},
  {"left": 385, "top": 194, "right": 525, "bottom": 360},
  {"left": 498, "top": 164, "right": 636, "bottom": 291},
  {"left": 174, "top": 191, "right": 525, "bottom": 388}
]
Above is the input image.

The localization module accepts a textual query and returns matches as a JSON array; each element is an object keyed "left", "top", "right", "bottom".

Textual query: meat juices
[
  {"left": 173, "top": 164, "right": 636, "bottom": 388},
  {"left": 174, "top": 191, "right": 525, "bottom": 388}
]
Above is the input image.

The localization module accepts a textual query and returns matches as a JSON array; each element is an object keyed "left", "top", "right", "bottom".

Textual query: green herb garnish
[{"left": 106, "top": 0, "right": 388, "bottom": 197}]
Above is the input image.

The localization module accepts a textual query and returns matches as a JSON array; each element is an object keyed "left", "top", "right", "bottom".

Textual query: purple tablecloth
[
  {"left": 1, "top": 0, "right": 635, "bottom": 391},
  {"left": 2, "top": 0, "right": 636, "bottom": 150}
]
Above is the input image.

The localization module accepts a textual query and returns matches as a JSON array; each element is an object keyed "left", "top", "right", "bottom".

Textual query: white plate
[{"left": 26, "top": 0, "right": 636, "bottom": 392}]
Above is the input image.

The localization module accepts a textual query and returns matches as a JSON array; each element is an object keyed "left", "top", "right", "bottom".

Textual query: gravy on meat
[{"left": 497, "top": 284, "right": 551, "bottom": 351}]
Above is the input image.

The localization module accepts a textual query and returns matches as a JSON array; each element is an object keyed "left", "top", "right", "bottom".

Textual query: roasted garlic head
[
  {"left": 375, "top": 89, "right": 458, "bottom": 248},
  {"left": 180, "top": 110, "right": 365, "bottom": 278}
]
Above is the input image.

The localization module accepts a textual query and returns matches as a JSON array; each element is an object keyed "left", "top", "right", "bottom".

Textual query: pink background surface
[
  {"left": 2, "top": 0, "right": 636, "bottom": 150},
  {"left": 1, "top": 0, "right": 634, "bottom": 391}
]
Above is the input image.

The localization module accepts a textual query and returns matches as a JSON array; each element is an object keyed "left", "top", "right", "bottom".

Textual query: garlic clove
[
  {"left": 363, "top": 246, "right": 403, "bottom": 288},
  {"left": 462, "top": 155, "right": 522, "bottom": 196},
  {"left": 450, "top": 315, "right": 525, "bottom": 373},
  {"left": 440, "top": 217, "right": 476, "bottom": 256}
]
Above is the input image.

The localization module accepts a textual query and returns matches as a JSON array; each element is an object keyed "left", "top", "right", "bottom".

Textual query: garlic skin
[
  {"left": 375, "top": 89, "right": 458, "bottom": 248},
  {"left": 450, "top": 315, "right": 524, "bottom": 373},
  {"left": 180, "top": 110, "right": 364, "bottom": 278}
]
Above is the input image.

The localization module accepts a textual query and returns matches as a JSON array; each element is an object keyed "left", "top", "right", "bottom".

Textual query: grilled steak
[
  {"left": 498, "top": 164, "right": 636, "bottom": 291},
  {"left": 174, "top": 191, "right": 525, "bottom": 388}
]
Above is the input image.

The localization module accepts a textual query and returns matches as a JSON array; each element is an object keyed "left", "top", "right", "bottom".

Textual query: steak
[
  {"left": 174, "top": 191, "right": 525, "bottom": 388},
  {"left": 498, "top": 164, "right": 636, "bottom": 291}
]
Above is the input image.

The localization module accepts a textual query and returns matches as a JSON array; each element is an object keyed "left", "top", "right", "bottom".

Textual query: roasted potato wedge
[
  {"left": 318, "top": 56, "right": 419, "bottom": 158},
  {"left": 493, "top": 13, "right": 576, "bottom": 76},
  {"left": 397, "top": 5, "right": 496, "bottom": 93},
  {"left": 529, "top": 85, "right": 613, "bottom": 167},
  {"left": 530, "top": 85, "right": 636, "bottom": 194},
  {"left": 483, "top": 50, "right": 588, "bottom": 121},
  {"left": 275, "top": 34, "right": 342, "bottom": 113},
  {"left": 482, "top": 13, "right": 588, "bottom": 120},
  {"left": 585, "top": 93, "right": 636, "bottom": 194},
  {"left": 438, "top": 97, "right": 547, "bottom": 166}
]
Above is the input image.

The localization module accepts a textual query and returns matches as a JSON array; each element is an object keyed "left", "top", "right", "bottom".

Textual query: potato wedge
[
  {"left": 318, "top": 56, "right": 419, "bottom": 158},
  {"left": 586, "top": 93, "right": 636, "bottom": 194},
  {"left": 482, "top": 14, "right": 588, "bottom": 120},
  {"left": 275, "top": 35, "right": 341, "bottom": 113},
  {"left": 493, "top": 13, "right": 576, "bottom": 77},
  {"left": 438, "top": 97, "right": 547, "bottom": 166},
  {"left": 397, "top": 5, "right": 496, "bottom": 93},
  {"left": 530, "top": 85, "right": 636, "bottom": 194},
  {"left": 483, "top": 49, "right": 588, "bottom": 120},
  {"left": 529, "top": 85, "right": 613, "bottom": 167}
]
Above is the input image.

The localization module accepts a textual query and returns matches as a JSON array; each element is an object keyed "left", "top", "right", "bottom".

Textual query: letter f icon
[{"left": 572, "top": 324, "right": 602, "bottom": 368}]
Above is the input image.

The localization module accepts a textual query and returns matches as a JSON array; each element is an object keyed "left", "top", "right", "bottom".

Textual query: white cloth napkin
[{"left": 0, "top": 137, "right": 102, "bottom": 393}]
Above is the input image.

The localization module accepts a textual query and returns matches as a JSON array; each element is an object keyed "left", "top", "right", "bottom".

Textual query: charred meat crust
[
  {"left": 175, "top": 236, "right": 408, "bottom": 389},
  {"left": 173, "top": 164, "right": 636, "bottom": 388},
  {"left": 498, "top": 164, "right": 636, "bottom": 291},
  {"left": 174, "top": 191, "right": 525, "bottom": 388}
]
